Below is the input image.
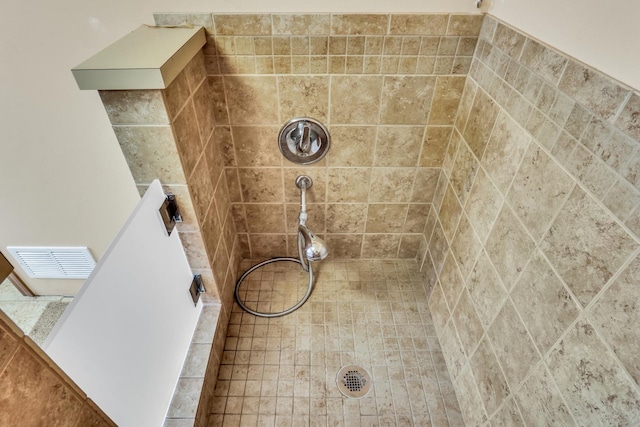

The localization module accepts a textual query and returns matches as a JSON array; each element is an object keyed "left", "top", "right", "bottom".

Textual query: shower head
[{"left": 298, "top": 224, "right": 329, "bottom": 261}]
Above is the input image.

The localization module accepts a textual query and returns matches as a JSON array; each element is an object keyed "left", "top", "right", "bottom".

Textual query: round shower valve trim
[{"left": 278, "top": 117, "right": 330, "bottom": 165}]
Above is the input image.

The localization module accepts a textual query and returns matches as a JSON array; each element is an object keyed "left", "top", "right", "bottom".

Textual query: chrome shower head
[{"left": 298, "top": 224, "right": 329, "bottom": 261}]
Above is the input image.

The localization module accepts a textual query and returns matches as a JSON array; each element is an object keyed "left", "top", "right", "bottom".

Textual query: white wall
[
  {"left": 489, "top": 0, "right": 640, "bottom": 91},
  {"left": 0, "top": 0, "right": 636, "bottom": 294}
]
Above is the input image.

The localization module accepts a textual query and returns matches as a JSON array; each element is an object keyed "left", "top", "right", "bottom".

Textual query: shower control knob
[{"left": 278, "top": 117, "right": 330, "bottom": 165}]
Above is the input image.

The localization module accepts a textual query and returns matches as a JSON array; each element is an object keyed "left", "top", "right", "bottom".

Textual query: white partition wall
[{"left": 44, "top": 180, "right": 201, "bottom": 427}]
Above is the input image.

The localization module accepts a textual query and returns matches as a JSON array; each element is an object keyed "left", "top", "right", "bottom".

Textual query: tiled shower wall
[
  {"left": 154, "top": 13, "right": 484, "bottom": 260},
  {"left": 426, "top": 15, "right": 640, "bottom": 426}
]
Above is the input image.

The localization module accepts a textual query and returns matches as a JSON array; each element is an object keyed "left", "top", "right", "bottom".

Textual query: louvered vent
[{"left": 7, "top": 247, "right": 96, "bottom": 279}]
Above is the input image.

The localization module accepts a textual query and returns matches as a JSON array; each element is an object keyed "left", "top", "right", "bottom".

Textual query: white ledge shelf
[{"left": 72, "top": 25, "right": 206, "bottom": 90}]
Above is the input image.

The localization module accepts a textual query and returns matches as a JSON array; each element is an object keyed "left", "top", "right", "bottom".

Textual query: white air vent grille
[{"left": 7, "top": 246, "right": 96, "bottom": 279}]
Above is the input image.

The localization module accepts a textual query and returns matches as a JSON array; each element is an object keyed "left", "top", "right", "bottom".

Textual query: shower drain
[{"left": 336, "top": 365, "right": 372, "bottom": 398}]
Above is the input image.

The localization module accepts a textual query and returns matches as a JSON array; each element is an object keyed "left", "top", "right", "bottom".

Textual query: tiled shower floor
[{"left": 209, "top": 259, "right": 463, "bottom": 426}]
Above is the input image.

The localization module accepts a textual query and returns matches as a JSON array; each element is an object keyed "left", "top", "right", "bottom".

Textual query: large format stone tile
[
  {"left": 589, "top": 254, "right": 640, "bottom": 386},
  {"left": 508, "top": 144, "right": 575, "bottom": 241},
  {"left": 438, "top": 184, "right": 463, "bottom": 244},
  {"left": 438, "top": 253, "right": 464, "bottom": 313},
  {"left": 463, "top": 89, "right": 499, "bottom": 160},
  {"left": 450, "top": 140, "right": 479, "bottom": 207},
  {"left": 485, "top": 205, "right": 535, "bottom": 290},
  {"left": 481, "top": 111, "right": 531, "bottom": 196},
  {"left": 546, "top": 321, "right": 640, "bottom": 426},
  {"left": 452, "top": 289, "right": 484, "bottom": 358},
  {"left": 464, "top": 167, "right": 503, "bottom": 243},
  {"left": 466, "top": 251, "right": 508, "bottom": 328},
  {"left": 451, "top": 214, "right": 483, "bottom": 280},
  {"left": 488, "top": 397, "right": 525, "bottom": 426},
  {"left": 541, "top": 187, "right": 639, "bottom": 307},
  {"left": 514, "top": 363, "right": 576, "bottom": 427},
  {"left": 511, "top": 250, "right": 580, "bottom": 355},
  {"left": 469, "top": 336, "right": 510, "bottom": 418},
  {"left": 455, "top": 363, "right": 488, "bottom": 426},
  {"left": 487, "top": 300, "right": 539, "bottom": 389}
]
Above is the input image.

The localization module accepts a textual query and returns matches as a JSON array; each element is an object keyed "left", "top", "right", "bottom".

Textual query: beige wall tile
[
  {"left": 485, "top": 205, "right": 535, "bottom": 290},
  {"left": 589, "top": 254, "right": 640, "bottom": 386},
  {"left": 546, "top": 321, "right": 640, "bottom": 425},
  {"left": 331, "top": 14, "right": 389, "bottom": 35},
  {"left": 409, "top": 169, "right": 439, "bottom": 206},
  {"left": 224, "top": 76, "right": 279, "bottom": 125},
  {"left": 463, "top": 89, "right": 499, "bottom": 160},
  {"left": 369, "top": 168, "right": 416, "bottom": 203},
  {"left": 389, "top": 14, "right": 448, "bottom": 35},
  {"left": 519, "top": 39, "right": 567, "bottom": 85},
  {"left": 438, "top": 184, "right": 463, "bottom": 244},
  {"left": 362, "top": 234, "right": 401, "bottom": 258},
  {"left": 487, "top": 300, "right": 539, "bottom": 389},
  {"left": 450, "top": 214, "right": 482, "bottom": 280},
  {"left": 511, "top": 250, "right": 580, "bottom": 355},
  {"left": 114, "top": 125, "right": 186, "bottom": 184},
  {"left": 455, "top": 363, "right": 487, "bottom": 425},
  {"left": 272, "top": 14, "right": 330, "bottom": 36},
  {"left": 232, "top": 126, "right": 282, "bottom": 167},
  {"left": 513, "top": 364, "right": 576, "bottom": 426},
  {"left": 173, "top": 102, "right": 203, "bottom": 178},
  {"left": 447, "top": 15, "right": 483, "bottom": 36},
  {"left": 379, "top": 76, "right": 436, "bottom": 125},
  {"left": 468, "top": 336, "right": 510, "bottom": 417},
  {"left": 245, "top": 204, "right": 285, "bottom": 233},
  {"left": 559, "top": 60, "right": 630, "bottom": 121},
  {"left": 466, "top": 251, "right": 507, "bottom": 328},
  {"left": 464, "top": 167, "right": 503, "bottom": 243},
  {"left": 481, "top": 111, "right": 531, "bottom": 195},
  {"left": 438, "top": 252, "right": 464, "bottom": 311},
  {"left": 188, "top": 156, "right": 215, "bottom": 222},
  {"left": 398, "top": 235, "right": 422, "bottom": 258},
  {"left": 99, "top": 90, "right": 169, "bottom": 125},
  {"left": 374, "top": 126, "right": 424, "bottom": 167},
  {"left": 540, "top": 187, "right": 638, "bottom": 307},
  {"left": 325, "top": 234, "right": 363, "bottom": 258},
  {"left": 328, "top": 126, "right": 376, "bottom": 167},
  {"left": 179, "top": 232, "right": 211, "bottom": 269},
  {"left": 326, "top": 204, "right": 367, "bottom": 233},
  {"left": 420, "top": 126, "right": 452, "bottom": 167},
  {"left": 365, "top": 204, "right": 408, "bottom": 233},
  {"left": 451, "top": 289, "right": 483, "bottom": 357},
  {"left": 238, "top": 168, "right": 284, "bottom": 203},
  {"left": 449, "top": 141, "right": 479, "bottom": 206},
  {"left": 277, "top": 76, "right": 329, "bottom": 123},
  {"left": 492, "top": 23, "right": 526, "bottom": 59},
  {"left": 615, "top": 92, "right": 640, "bottom": 141},
  {"left": 327, "top": 168, "right": 371, "bottom": 202},
  {"left": 507, "top": 144, "right": 575, "bottom": 241},
  {"left": 429, "top": 76, "right": 466, "bottom": 125},
  {"left": 214, "top": 15, "right": 272, "bottom": 36},
  {"left": 249, "top": 234, "right": 287, "bottom": 259},
  {"left": 330, "top": 76, "right": 383, "bottom": 124}
]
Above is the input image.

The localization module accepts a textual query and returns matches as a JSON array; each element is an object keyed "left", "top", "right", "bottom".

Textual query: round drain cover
[{"left": 336, "top": 365, "right": 372, "bottom": 398}]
